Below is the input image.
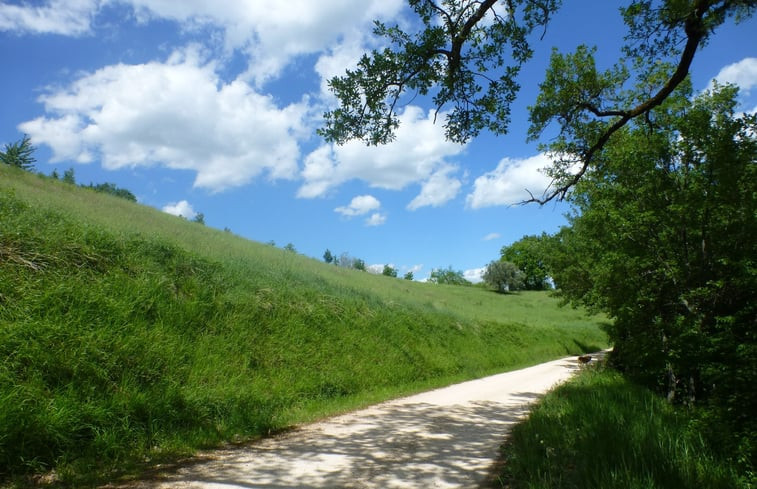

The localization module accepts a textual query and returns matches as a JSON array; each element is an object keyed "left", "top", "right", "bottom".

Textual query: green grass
[
  {"left": 496, "top": 364, "right": 748, "bottom": 489},
  {"left": 0, "top": 165, "right": 608, "bottom": 486}
]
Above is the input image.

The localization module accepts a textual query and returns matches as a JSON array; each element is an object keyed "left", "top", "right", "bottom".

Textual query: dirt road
[{"left": 121, "top": 355, "right": 587, "bottom": 489}]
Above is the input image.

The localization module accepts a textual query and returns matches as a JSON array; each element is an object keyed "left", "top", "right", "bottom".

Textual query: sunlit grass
[{"left": 0, "top": 166, "right": 608, "bottom": 486}]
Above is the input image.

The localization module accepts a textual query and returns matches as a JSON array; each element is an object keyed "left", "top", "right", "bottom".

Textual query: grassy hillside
[{"left": 0, "top": 165, "right": 607, "bottom": 485}]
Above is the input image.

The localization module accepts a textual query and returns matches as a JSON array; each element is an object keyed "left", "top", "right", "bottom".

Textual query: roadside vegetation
[
  {"left": 0, "top": 165, "right": 607, "bottom": 486},
  {"left": 495, "top": 84, "right": 755, "bottom": 488},
  {"left": 497, "top": 363, "right": 749, "bottom": 489}
]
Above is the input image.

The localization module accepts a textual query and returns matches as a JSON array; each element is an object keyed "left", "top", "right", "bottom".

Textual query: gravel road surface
[{"left": 116, "top": 354, "right": 590, "bottom": 489}]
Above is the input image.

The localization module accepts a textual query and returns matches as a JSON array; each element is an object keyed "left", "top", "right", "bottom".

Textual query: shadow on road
[{"left": 112, "top": 357, "right": 587, "bottom": 489}]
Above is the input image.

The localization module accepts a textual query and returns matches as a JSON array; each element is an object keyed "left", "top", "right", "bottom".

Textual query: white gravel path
[{"left": 117, "top": 354, "right": 591, "bottom": 489}]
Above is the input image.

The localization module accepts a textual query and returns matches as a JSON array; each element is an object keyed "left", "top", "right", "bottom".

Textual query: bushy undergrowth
[
  {"left": 0, "top": 169, "right": 606, "bottom": 485},
  {"left": 498, "top": 365, "right": 749, "bottom": 489}
]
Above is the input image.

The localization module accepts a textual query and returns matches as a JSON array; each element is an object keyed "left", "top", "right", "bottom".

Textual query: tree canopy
[
  {"left": 548, "top": 84, "right": 756, "bottom": 464},
  {"left": 321, "top": 0, "right": 755, "bottom": 202},
  {"left": 500, "top": 234, "right": 551, "bottom": 290}
]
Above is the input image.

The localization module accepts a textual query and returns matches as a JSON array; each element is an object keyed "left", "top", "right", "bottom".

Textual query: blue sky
[{"left": 2, "top": 1, "right": 756, "bottom": 281}]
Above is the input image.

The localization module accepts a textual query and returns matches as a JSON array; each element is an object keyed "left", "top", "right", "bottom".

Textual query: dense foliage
[{"left": 548, "top": 85, "right": 756, "bottom": 471}]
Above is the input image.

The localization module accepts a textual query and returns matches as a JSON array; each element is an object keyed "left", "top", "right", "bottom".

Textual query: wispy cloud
[
  {"left": 365, "top": 212, "right": 387, "bottom": 227},
  {"left": 0, "top": 0, "right": 98, "bottom": 36}
]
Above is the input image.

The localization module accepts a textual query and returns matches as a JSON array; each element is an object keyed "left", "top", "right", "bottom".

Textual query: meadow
[{"left": 0, "top": 165, "right": 607, "bottom": 486}]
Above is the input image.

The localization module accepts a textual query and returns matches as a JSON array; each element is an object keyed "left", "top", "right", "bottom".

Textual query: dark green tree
[
  {"left": 482, "top": 260, "right": 524, "bottom": 293},
  {"left": 62, "top": 167, "right": 76, "bottom": 185},
  {"left": 382, "top": 264, "right": 398, "bottom": 277},
  {"left": 284, "top": 243, "right": 297, "bottom": 253},
  {"left": 0, "top": 134, "right": 36, "bottom": 170},
  {"left": 192, "top": 213, "right": 205, "bottom": 225},
  {"left": 429, "top": 266, "right": 470, "bottom": 286},
  {"left": 404, "top": 271, "right": 414, "bottom": 281},
  {"left": 354, "top": 258, "right": 366, "bottom": 271},
  {"left": 323, "top": 249, "right": 334, "bottom": 264},
  {"left": 549, "top": 85, "right": 756, "bottom": 463},
  {"left": 321, "top": 1, "right": 754, "bottom": 202},
  {"left": 500, "top": 234, "right": 551, "bottom": 290}
]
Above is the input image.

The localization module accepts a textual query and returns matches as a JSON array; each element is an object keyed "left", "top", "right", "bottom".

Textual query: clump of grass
[
  {"left": 0, "top": 166, "right": 608, "bottom": 486},
  {"left": 497, "top": 365, "right": 746, "bottom": 489}
]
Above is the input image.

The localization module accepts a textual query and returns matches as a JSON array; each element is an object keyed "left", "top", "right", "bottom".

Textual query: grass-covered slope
[{"left": 0, "top": 165, "right": 607, "bottom": 483}]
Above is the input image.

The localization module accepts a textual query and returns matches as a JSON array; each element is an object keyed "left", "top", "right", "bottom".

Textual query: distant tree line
[{"left": 322, "top": 249, "right": 417, "bottom": 280}]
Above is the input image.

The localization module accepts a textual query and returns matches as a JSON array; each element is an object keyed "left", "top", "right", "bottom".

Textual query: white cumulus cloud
[
  {"left": 466, "top": 153, "right": 553, "bottom": 209},
  {"left": 334, "top": 195, "right": 387, "bottom": 226},
  {"left": 162, "top": 200, "right": 195, "bottom": 218},
  {"left": 19, "top": 47, "right": 308, "bottom": 193},
  {"left": 335, "top": 195, "right": 381, "bottom": 216},
  {"left": 299, "top": 106, "right": 466, "bottom": 202},
  {"left": 483, "top": 232, "right": 501, "bottom": 241},
  {"left": 1, "top": 0, "right": 404, "bottom": 85},
  {"left": 463, "top": 267, "right": 486, "bottom": 284},
  {"left": 713, "top": 57, "right": 757, "bottom": 94}
]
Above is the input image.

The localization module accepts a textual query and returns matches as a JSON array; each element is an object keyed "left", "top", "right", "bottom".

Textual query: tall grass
[
  {"left": 497, "top": 365, "right": 747, "bottom": 489},
  {"left": 1, "top": 166, "right": 608, "bottom": 485}
]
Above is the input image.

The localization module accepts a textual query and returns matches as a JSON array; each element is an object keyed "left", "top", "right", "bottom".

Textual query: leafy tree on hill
[
  {"left": 482, "top": 260, "right": 524, "bottom": 293},
  {"left": 429, "top": 266, "right": 470, "bottom": 286},
  {"left": 336, "top": 252, "right": 366, "bottom": 270},
  {"left": 323, "top": 249, "right": 334, "bottom": 264},
  {"left": 62, "top": 167, "right": 76, "bottom": 184},
  {"left": 0, "top": 134, "right": 36, "bottom": 171},
  {"left": 382, "top": 264, "right": 398, "bottom": 277},
  {"left": 500, "top": 234, "right": 551, "bottom": 290},
  {"left": 404, "top": 271, "right": 414, "bottom": 281}
]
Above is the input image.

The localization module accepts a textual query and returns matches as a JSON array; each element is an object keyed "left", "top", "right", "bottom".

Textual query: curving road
[{"left": 116, "top": 355, "right": 589, "bottom": 489}]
